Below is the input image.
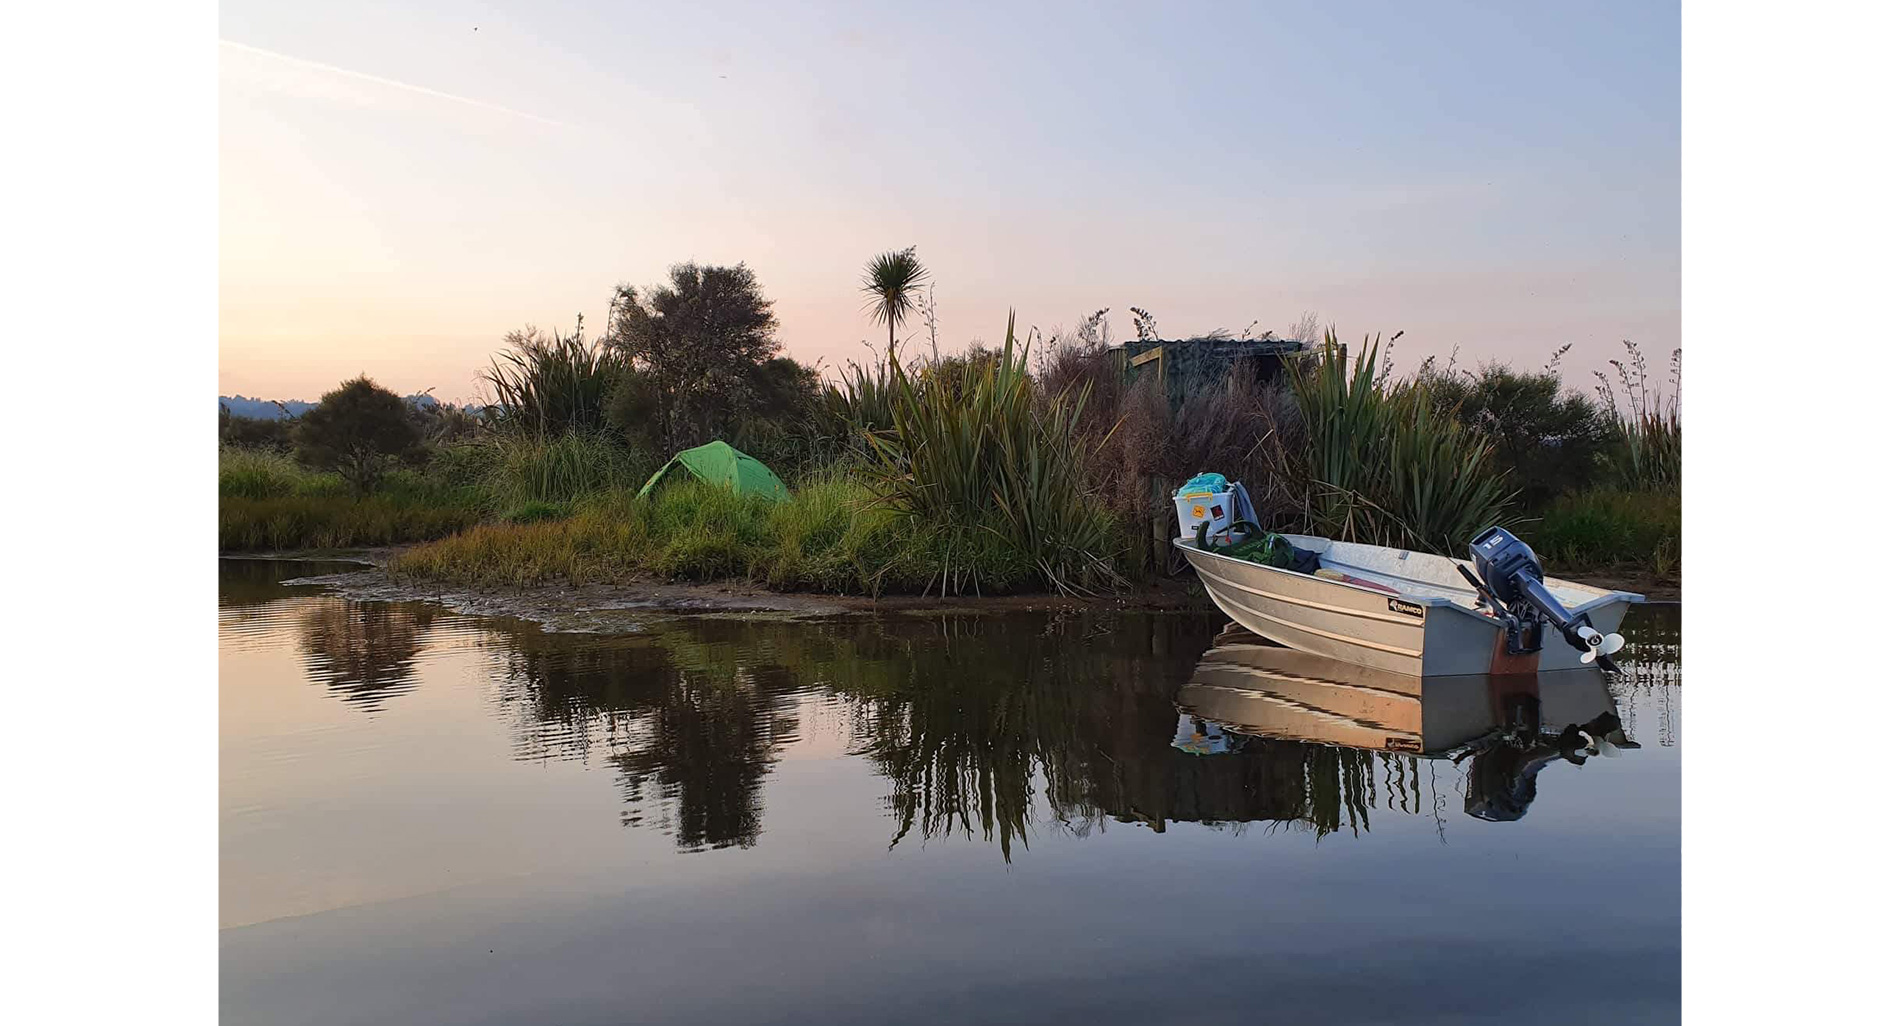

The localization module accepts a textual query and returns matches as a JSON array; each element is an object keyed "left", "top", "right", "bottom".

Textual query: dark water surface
[{"left": 221, "top": 558, "right": 1681, "bottom": 1025}]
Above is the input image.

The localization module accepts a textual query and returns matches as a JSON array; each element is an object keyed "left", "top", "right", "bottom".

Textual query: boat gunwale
[{"left": 1173, "top": 537, "right": 1644, "bottom": 629}]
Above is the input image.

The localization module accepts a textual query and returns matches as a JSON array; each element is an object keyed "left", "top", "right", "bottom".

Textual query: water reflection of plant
[
  {"left": 468, "top": 611, "right": 1467, "bottom": 859},
  {"left": 483, "top": 625, "right": 801, "bottom": 851},
  {"left": 1607, "top": 603, "right": 1680, "bottom": 747},
  {"left": 461, "top": 605, "right": 1678, "bottom": 859},
  {"left": 850, "top": 618, "right": 1098, "bottom": 861},
  {"left": 296, "top": 601, "right": 433, "bottom": 711}
]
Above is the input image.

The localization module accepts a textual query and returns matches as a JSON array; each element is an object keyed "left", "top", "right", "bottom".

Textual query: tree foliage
[
  {"left": 1421, "top": 361, "right": 1610, "bottom": 508},
  {"left": 219, "top": 406, "right": 295, "bottom": 450},
  {"left": 861, "top": 247, "right": 928, "bottom": 352},
  {"left": 606, "top": 263, "right": 781, "bottom": 452},
  {"left": 294, "top": 376, "right": 424, "bottom": 494}
]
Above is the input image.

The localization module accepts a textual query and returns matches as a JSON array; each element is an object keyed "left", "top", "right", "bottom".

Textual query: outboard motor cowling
[{"left": 1467, "top": 527, "right": 1625, "bottom": 667}]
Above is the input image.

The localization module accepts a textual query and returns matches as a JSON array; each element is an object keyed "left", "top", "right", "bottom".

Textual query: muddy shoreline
[
  {"left": 229, "top": 547, "right": 1677, "bottom": 634},
  {"left": 236, "top": 549, "right": 1213, "bottom": 633}
]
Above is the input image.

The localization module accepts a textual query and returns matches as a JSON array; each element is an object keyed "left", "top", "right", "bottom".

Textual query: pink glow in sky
[{"left": 219, "top": 1, "right": 1679, "bottom": 401}]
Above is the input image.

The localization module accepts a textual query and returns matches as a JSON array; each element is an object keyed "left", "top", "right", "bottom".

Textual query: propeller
[{"left": 1574, "top": 626, "right": 1626, "bottom": 664}]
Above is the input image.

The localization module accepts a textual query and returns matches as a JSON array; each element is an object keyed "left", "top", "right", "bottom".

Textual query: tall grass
[
  {"left": 866, "top": 314, "right": 1124, "bottom": 595},
  {"left": 1594, "top": 341, "right": 1681, "bottom": 491},
  {"left": 220, "top": 445, "right": 487, "bottom": 551},
  {"left": 390, "top": 478, "right": 1024, "bottom": 595},
  {"left": 220, "top": 495, "right": 486, "bottom": 551},
  {"left": 482, "top": 317, "right": 625, "bottom": 436},
  {"left": 1281, "top": 333, "right": 1515, "bottom": 554},
  {"left": 218, "top": 445, "right": 347, "bottom": 500},
  {"left": 485, "top": 430, "right": 653, "bottom": 509}
]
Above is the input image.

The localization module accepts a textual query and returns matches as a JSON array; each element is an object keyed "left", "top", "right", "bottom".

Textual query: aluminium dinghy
[{"left": 1175, "top": 525, "right": 1643, "bottom": 678}]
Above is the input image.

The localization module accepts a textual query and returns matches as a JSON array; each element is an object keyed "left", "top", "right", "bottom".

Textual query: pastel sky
[{"left": 220, "top": 0, "right": 1679, "bottom": 402}]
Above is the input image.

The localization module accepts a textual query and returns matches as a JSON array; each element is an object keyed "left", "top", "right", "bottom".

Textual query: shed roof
[{"left": 1119, "top": 337, "right": 1308, "bottom": 354}]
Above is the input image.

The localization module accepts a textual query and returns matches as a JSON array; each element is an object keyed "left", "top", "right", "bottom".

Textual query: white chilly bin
[{"left": 1174, "top": 487, "right": 1237, "bottom": 540}]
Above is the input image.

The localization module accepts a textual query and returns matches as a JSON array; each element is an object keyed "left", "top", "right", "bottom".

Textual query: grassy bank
[
  {"left": 219, "top": 447, "right": 489, "bottom": 550},
  {"left": 223, "top": 330, "right": 1681, "bottom": 594},
  {"left": 390, "top": 478, "right": 1048, "bottom": 596},
  {"left": 1526, "top": 487, "right": 1681, "bottom": 578}
]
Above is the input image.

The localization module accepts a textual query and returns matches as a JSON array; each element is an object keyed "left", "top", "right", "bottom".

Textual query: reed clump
[
  {"left": 1278, "top": 333, "right": 1516, "bottom": 555},
  {"left": 864, "top": 314, "right": 1125, "bottom": 595},
  {"left": 1594, "top": 341, "right": 1681, "bottom": 492},
  {"left": 482, "top": 317, "right": 624, "bottom": 437}
]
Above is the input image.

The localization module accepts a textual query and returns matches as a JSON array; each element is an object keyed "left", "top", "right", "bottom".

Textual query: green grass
[
  {"left": 1527, "top": 488, "right": 1680, "bottom": 575},
  {"left": 391, "top": 478, "right": 1040, "bottom": 595},
  {"left": 220, "top": 445, "right": 489, "bottom": 551},
  {"left": 218, "top": 446, "right": 349, "bottom": 500},
  {"left": 220, "top": 494, "right": 488, "bottom": 551},
  {"left": 485, "top": 430, "right": 654, "bottom": 508}
]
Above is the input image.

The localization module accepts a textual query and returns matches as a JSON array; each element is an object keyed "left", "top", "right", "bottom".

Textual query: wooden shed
[{"left": 1110, "top": 337, "right": 1308, "bottom": 411}]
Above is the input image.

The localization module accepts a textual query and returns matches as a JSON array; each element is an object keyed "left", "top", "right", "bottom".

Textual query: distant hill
[
  {"left": 219, "top": 393, "right": 456, "bottom": 420},
  {"left": 219, "top": 395, "right": 315, "bottom": 420}
]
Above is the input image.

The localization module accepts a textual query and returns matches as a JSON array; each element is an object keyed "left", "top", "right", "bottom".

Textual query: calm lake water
[{"left": 220, "top": 558, "right": 1681, "bottom": 1025}]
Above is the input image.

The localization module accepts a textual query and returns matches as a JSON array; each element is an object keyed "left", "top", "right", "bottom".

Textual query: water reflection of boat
[{"left": 1176, "top": 633, "right": 1639, "bottom": 821}]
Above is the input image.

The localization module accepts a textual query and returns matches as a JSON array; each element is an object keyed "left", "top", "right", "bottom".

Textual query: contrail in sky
[{"left": 219, "top": 39, "right": 577, "bottom": 129}]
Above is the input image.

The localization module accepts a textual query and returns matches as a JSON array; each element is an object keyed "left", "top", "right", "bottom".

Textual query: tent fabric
[{"left": 635, "top": 440, "right": 791, "bottom": 501}]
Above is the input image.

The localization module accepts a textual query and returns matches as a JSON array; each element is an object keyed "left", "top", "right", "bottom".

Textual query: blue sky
[{"left": 220, "top": 0, "right": 1679, "bottom": 399}]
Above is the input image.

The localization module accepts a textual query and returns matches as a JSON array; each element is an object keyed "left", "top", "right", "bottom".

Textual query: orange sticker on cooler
[{"left": 1191, "top": 504, "right": 1206, "bottom": 518}]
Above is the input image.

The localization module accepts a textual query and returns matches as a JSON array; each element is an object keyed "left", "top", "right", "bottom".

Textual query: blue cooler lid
[{"left": 1176, "top": 472, "right": 1228, "bottom": 497}]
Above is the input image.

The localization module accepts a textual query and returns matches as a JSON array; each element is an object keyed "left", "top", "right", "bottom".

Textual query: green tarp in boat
[{"left": 635, "top": 440, "right": 790, "bottom": 501}]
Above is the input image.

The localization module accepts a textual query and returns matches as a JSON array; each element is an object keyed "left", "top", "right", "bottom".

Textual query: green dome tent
[{"left": 635, "top": 440, "right": 790, "bottom": 501}]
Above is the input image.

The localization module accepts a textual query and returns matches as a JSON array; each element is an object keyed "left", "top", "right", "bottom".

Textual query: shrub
[
  {"left": 294, "top": 376, "right": 425, "bottom": 494},
  {"left": 1421, "top": 359, "right": 1610, "bottom": 508},
  {"left": 219, "top": 410, "right": 295, "bottom": 451}
]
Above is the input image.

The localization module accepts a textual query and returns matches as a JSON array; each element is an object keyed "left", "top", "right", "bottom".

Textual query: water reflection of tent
[{"left": 636, "top": 440, "right": 790, "bottom": 501}]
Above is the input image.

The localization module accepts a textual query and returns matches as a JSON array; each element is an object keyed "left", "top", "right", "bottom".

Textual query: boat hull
[
  {"left": 1175, "top": 537, "right": 1638, "bottom": 677},
  {"left": 1178, "top": 642, "right": 1618, "bottom": 755}
]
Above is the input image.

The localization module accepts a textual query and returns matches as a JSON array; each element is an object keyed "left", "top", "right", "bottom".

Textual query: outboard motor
[{"left": 1465, "top": 527, "right": 1625, "bottom": 668}]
